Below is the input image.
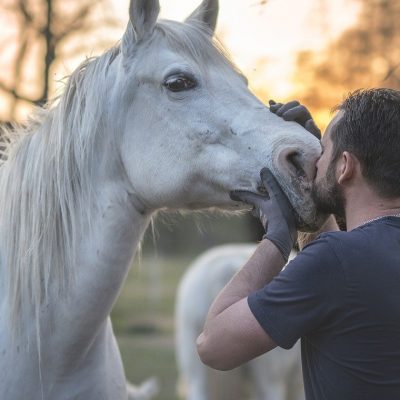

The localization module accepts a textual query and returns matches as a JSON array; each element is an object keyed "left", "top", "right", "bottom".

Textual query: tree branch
[
  {"left": 8, "top": 32, "right": 29, "bottom": 117},
  {"left": 382, "top": 62, "right": 400, "bottom": 82},
  {"left": 59, "top": 39, "right": 118, "bottom": 60},
  {"left": 0, "top": 81, "right": 41, "bottom": 104},
  {"left": 53, "top": 3, "right": 92, "bottom": 42},
  {"left": 18, "top": 0, "right": 33, "bottom": 24}
]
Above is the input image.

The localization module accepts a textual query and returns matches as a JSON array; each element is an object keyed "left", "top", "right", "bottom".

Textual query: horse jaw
[{"left": 175, "top": 111, "right": 327, "bottom": 232}]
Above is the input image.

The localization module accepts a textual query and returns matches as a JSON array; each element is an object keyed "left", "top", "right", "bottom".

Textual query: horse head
[{"left": 108, "top": 0, "right": 325, "bottom": 231}]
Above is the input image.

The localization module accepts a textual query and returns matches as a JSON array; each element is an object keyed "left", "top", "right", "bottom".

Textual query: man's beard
[{"left": 311, "top": 161, "right": 346, "bottom": 219}]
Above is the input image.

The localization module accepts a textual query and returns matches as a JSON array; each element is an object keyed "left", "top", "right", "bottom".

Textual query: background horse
[
  {"left": 0, "top": 0, "right": 323, "bottom": 399},
  {"left": 176, "top": 245, "right": 304, "bottom": 400}
]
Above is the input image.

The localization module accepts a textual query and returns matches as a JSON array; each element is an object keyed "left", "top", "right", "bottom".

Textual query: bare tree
[{"left": 0, "top": 0, "right": 120, "bottom": 122}]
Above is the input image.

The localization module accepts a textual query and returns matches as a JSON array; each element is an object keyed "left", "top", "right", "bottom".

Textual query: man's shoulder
[
  {"left": 308, "top": 228, "right": 368, "bottom": 252},
  {"left": 298, "top": 230, "right": 357, "bottom": 271},
  {"left": 302, "top": 230, "right": 347, "bottom": 253},
  {"left": 300, "top": 222, "right": 393, "bottom": 268},
  {"left": 315, "top": 218, "right": 400, "bottom": 249},
  {"left": 288, "top": 232, "right": 345, "bottom": 276}
]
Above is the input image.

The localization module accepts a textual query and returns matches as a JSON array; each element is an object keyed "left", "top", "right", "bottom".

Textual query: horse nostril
[{"left": 286, "top": 151, "right": 306, "bottom": 179}]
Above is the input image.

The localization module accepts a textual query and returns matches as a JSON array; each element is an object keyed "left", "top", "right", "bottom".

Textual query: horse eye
[{"left": 164, "top": 75, "right": 197, "bottom": 92}]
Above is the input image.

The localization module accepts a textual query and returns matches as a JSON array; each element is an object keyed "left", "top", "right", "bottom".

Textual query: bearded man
[{"left": 197, "top": 88, "right": 400, "bottom": 400}]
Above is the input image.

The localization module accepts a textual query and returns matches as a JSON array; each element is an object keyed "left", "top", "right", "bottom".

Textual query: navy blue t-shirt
[{"left": 248, "top": 217, "right": 400, "bottom": 400}]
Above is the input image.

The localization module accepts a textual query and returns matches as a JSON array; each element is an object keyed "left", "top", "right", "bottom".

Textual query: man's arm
[
  {"left": 197, "top": 169, "right": 297, "bottom": 370},
  {"left": 197, "top": 239, "right": 284, "bottom": 370},
  {"left": 197, "top": 217, "right": 340, "bottom": 370}
]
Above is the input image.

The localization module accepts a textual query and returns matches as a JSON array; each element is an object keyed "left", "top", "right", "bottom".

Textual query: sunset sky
[
  {"left": 110, "top": 0, "right": 359, "bottom": 98},
  {"left": 0, "top": 0, "right": 360, "bottom": 121},
  {"left": 55, "top": 0, "right": 359, "bottom": 99}
]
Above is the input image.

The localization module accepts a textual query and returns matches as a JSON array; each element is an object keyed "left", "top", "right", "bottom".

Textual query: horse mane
[{"left": 0, "top": 47, "right": 118, "bottom": 332}]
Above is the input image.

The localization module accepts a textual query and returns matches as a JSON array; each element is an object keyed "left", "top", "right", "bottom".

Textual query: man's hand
[
  {"left": 269, "top": 100, "right": 321, "bottom": 139},
  {"left": 230, "top": 168, "right": 297, "bottom": 262}
]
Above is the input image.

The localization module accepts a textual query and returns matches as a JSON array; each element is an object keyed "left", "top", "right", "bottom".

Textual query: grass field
[{"left": 111, "top": 255, "right": 193, "bottom": 400}]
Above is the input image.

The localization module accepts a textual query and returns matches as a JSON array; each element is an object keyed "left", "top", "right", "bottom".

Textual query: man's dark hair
[{"left": 331, "top": 88, "right": 400, "bottom": 198}]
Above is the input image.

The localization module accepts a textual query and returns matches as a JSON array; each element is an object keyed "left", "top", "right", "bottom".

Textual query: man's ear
[{"left": 337, "top": 151, "right": 358, "bottom": 185}]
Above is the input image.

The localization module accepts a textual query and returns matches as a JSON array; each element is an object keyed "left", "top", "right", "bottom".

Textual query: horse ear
[
  {"left": 185, "top": 0, "right": 219, "bottom": 34},
  {"left": 122, "top": 0, "right": 160, "bottom": 59}
]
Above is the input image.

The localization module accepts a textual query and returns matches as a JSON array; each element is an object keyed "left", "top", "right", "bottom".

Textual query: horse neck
[
  {"left": 62, "top": 179, "right": 152, "bottom": 338},
  {"left": 0, "top": 105, "right": 153, "bottom": 337}
]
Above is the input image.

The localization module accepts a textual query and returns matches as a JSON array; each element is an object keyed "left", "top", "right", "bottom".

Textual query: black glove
[
  {"left": 269, "top": 99, "right": 321, "bottom": 139},
  {"left": 230, "top": 168, "right": 297, "bottom": 262}
]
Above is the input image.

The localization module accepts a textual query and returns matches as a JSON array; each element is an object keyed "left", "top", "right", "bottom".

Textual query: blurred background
[{"left": 1, "top": 0, "right": 400, "bottom": 398}]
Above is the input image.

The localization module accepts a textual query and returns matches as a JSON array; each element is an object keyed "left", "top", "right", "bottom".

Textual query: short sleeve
[{"left": 248, "top": 235, "right": 346, "bottom": 349}]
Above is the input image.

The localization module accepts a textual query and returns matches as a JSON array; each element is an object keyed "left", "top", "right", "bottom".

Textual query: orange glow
[{"left": 0, "top": 0, "right": 359, "bottom": 122}]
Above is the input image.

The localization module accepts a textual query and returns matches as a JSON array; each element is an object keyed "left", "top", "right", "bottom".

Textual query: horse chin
[
  {"left": 283, "top": 179, "right": 328, "bottom": 233},
  {"left": 292, "top": 206, "right": 329, "bottom": 233}
]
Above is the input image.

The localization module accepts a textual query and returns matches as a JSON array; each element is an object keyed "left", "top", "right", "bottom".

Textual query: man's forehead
[{"left": 323, "top": 110, "right": 344, "bottom": 143}]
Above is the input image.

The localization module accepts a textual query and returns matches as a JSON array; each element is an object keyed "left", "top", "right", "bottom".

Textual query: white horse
[
  {"left": 0, "top": 0, "right": 323, "bottom": 399},
  {"left": 176, "top": 245, "right": 304, "bottom": 400}
]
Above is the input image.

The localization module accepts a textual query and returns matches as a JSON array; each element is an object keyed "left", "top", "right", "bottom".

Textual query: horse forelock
[
  {"left": 0, "top": 47, "right": 118, "bottom": 335},
  {"left": 154, "top": 19, "right": 240, "bottom": 75}
]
